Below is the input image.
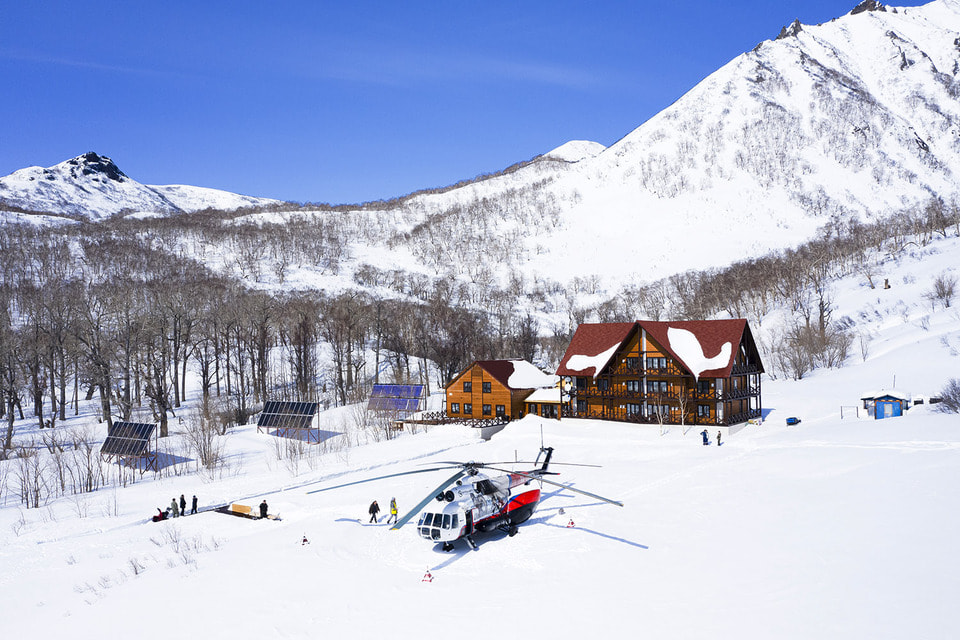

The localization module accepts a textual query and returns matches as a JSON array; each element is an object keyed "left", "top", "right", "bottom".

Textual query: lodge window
[
  {"left": 463, "top": 382, "right": 472, "bottom": 393},
  {"left": 648, "top": 357, "right": 667, "bottom": 370},
  {"left": 576, "top": 377, "right": 586, "bottom": 390},
  {"left": 450, "top": 403, "right": 460, "bottom": 414},
  {"left": 482, "top": 381, "right": 492, "bottom": 393},
  {"left": 698, "top": 380, "right": 711, "bottom": 394},
  {"left": 495, "top": 405, "right": 505, "bottom": 417},
  {"left": 626, "top": 403, "right": 642, "bottom": 416},
  {"left": 597, "top": 379, "right": 609, "bottom": 391},
  {"left": 697, "top": 404, "right": 710, "bottom": 417},
  {"left": 464, "top": 403, "right": 472, "bottom": 414},
  {"left": 577, "top": 400, "right": 587, "bottom": 414},
  {"left": 528, "top": 403, "right": 538, "bottom": 415},
  {"left": 646, "top": 380, "right": 668, "bottom": 394},
  {"left": 626, "top": 380, "right": 640, "bottom": 393},
  {"left": 482, "top": 404, "right": 492, "bottom": 416},
  {"left": 625, "top": 356, "right": 639, "bottom": 369},
  {"left": 647, "top": 403, "right": 669, "bottom": 417}
]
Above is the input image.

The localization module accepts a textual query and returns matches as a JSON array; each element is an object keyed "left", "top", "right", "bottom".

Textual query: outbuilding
[{"left": 860, "top": 390, "right": 911, "bottom": 419}]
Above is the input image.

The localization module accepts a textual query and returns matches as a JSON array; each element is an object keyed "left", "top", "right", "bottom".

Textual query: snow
[
  {"left": 666, "top": 327, "right": 732, "bottom": 380},
  {"left": 506, "top": 360, "right": 558, "bottom": 389},
  {"left": 566, "top": 342, "right": 621, "bottom": 379},
  {"left": 6, "top": 224, "right": 958, "bottom": 639},
  {"left": 542, "top": 139, "right": 606, "bottom": 162}
]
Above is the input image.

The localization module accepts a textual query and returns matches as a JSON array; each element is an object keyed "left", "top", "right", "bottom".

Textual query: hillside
[{"left": 1, "top": 227, "right": 958, "bottom": 638}]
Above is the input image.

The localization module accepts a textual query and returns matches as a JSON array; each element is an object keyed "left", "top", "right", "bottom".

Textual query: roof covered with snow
[
  {"left": 557, "top": 319, "right": 760, "bottom": 380},
  {"left": 457, "top": 360, "right": 558, "bottom": 391}
]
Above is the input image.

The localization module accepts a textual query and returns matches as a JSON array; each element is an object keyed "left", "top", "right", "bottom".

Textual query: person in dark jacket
[
  {"left": 171, "top": 498, "right": 179, "bottom": 517},
  {"left": 180, "top": 494, "right": 186, "bottom": 516},
  {"left": 191, "top": 495, "right": 198, "bottom": 515},
  {"left": 700, "top": 430, "right": 709, "bottom": 445},
  {"left": 368, "top": 500, "right": 380, "bottom": 523},
  {"left": 260, "top": 500, "right": 269, "bottom": 519},
  {"left": 717, "top": 431, "right": 722, "bottom": 446}
]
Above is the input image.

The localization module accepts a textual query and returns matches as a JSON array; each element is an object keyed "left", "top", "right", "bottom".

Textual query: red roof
[
  {"left": 557, "top": 319, "right": 759, "bottom": 379},
  {"left": 555, "top": 323, "right": 636, "bottom": 377}
]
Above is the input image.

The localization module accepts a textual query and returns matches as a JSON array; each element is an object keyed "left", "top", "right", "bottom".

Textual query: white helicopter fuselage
[{"left": 415, "top": 472, "right": 541, "bottom": 545}]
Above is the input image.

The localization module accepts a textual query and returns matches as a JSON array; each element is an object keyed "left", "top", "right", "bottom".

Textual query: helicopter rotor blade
[
  {"left": 390, "top": 469, "right": 468, "bottom": 530},
  {"left": 484, "top": 466, "right": 624, "bottom": 507},
  {"left": 305, "top": 466, "right": 457, "bottom": 494}
]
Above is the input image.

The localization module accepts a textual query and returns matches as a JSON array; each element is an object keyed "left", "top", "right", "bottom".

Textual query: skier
[
  {"left": 171, "top": 498, "right": 179, "bottom": 518},
  {"left": 717, "top": 431, "right": 722, "bottom": 446},
  {"left": 700, "top": 429, "right": 709, "bottom": 446},
  {"left": 180, "top": 494, "right": 186, "bottom": 516},
  {"left": 368, "top": 500, "right": 380, "bottom": 523},
  {"left": 386, "top": 497, "right": 398, "bottom": 524},
  {"left": 191, "top": 495, "right": 198, "bottom": 515},
  {"left": 260, "top": 500, "right": 269, "bottom": 519}
]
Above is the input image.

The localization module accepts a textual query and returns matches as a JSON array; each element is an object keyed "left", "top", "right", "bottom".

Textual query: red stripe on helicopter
[{"left": 506, "top": 489, "right": 540, "bottom": 512}]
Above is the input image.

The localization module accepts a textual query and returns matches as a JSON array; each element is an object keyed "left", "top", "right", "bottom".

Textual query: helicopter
[{"left": 307, "top": 447, "right": 623, "bottom": 551}]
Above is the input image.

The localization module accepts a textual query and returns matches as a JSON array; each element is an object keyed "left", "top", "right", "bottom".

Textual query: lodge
[
  {"left": 445, "top": 360, "right": 558, "bottom": 421},
  {"left": 556, "top": 319, "right": 763, "bottom": 426}
]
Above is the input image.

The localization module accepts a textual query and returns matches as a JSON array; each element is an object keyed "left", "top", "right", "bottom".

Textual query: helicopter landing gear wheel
[
  {"left": 442, "top": 542, "right": 454, "bottom": 552},
  {"left": 507, "top": 524, "right": 518, "bottom": 537}
]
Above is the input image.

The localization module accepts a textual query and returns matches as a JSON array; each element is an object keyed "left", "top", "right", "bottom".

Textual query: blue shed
[{"left": 860, "top": 390, "right": 910, "bottom": 420}]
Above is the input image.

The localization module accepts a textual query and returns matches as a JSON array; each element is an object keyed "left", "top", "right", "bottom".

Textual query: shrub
[{"left": 936, "top": 378, "right": 960, "bottom": 413}]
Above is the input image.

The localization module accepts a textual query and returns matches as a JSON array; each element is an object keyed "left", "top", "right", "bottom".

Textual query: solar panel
[
  {"left": 101, "top": 421, "right": 156, "bottom": 457},
  {"left": 256, "top": 401, "right": 319, "bottom": 430},
  {"left": 366, "top": 384, "right": 425, "bottom": 418}
]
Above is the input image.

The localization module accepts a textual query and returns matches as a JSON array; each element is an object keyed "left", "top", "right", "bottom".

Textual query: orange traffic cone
[{"left": 422, "top": 568, "right": 434, "bottom": 583}]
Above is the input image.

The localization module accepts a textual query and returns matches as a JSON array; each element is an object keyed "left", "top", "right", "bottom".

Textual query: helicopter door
[{"left": 465, "top": 509, "right": 474, "bottom": 534}]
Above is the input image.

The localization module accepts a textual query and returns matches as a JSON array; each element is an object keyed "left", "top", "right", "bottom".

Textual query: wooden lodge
[
  {"left": 445, "top": 360, "right": 558, "bottom": 421},
  {"left": 556, "top": 320, "right": 764, "bottom": 427}
]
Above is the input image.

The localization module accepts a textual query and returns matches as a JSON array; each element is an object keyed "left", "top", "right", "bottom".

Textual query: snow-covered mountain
[
  {"left": 3, "top": 2, "right": 959, "bottom": 296},
  {"left": 230, "top": 0, "right": 960, "bottom": 295},
  {"left": 0, "top": 152, "right": 281, "bottom": 220}
]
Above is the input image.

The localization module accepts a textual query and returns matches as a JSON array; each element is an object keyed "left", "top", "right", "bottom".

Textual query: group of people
[
  {"left": 700, "top": 430, "right": 722, "bottom": 446},
  {"left": 154, "top": 494, "right": 198, "bottom": 521},
  {"left": 368, "top": 497, "right": 398, "bottom": 524}
]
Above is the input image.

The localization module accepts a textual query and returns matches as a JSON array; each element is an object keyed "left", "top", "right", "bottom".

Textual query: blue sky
[{"left": 1, "top": 1, "right": 926, "bottom": 204}]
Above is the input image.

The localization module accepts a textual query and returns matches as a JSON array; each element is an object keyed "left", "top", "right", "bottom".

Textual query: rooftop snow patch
[
  {"left": 506, "top": 360, "right": 558, "bottom": 389},
  {"left": 666, "top": 327, "right": 732, "bottom": 381},
  {"left": 566, "top": 343, "right": 621, "bottom": 380}
]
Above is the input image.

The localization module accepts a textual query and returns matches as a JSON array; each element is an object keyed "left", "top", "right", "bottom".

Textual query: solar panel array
[
  {"left": 257, "top": 401, "right": 319, "bottom": 430},
  {"left": 367, "top": 384, "right": 425, "bottom": 415},
  {"left": 100, "top": 421, "right": 156, "bottom": 457}
]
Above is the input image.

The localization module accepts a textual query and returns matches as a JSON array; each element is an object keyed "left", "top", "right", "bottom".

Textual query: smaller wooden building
[{"left": 445, "top": 360, "right": 557, "bottom": 421}]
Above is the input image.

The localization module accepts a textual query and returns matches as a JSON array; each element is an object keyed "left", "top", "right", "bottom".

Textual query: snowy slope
[
  {"left": 224, "top": 0, "right": 960, "bottom": 297},
  {"left": 0, "top": 152, "right": 281, "bottom": 220},
  {"left": 1, "top": 226, "right": 958, "bottom": 639}
]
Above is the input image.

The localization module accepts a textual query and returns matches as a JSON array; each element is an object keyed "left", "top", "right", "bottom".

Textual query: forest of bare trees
[{"left": 2, "top": 193, "right": 957, "bottom": 464}]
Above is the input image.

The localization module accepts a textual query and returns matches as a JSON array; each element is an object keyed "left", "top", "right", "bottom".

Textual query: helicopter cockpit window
[
  {"left": 442, "top": 514, "right": 451, "bottom": 529},
  {"left": 421, "top": 513, "right": 434, "bottom": 527}
]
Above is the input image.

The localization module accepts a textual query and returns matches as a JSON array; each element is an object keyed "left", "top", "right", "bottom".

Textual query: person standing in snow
[
  {"left": 171, "top": 498, "right": 179, "bottom": 518},
  {"left": 260, "top": 500, "right": 269, "bottom": 519},
  {"left": 700, "top": 430, "right": 709, "bottom": 445},
  {"left": 368, "top": 500, "right": 380, "bottom": 523},
  {"left": 180, "top": 494, "right": 186, "bottom": 516},
  {"left": 191, "top": 495, "right": 198, "bottom": 514},
  {"left": 386, "top": 497, "right": 398, "bottom": 524},
  {"left": 717, "top": 431, "right": 722, "bottom": 446}
]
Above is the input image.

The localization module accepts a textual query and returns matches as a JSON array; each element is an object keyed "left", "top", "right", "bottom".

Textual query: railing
[
  {"left": 730, "top": 363, "right": 763, "bottom": 375},
  {"left": 566, "top": 406, "right": 758, "bottom": 427},
  {"left": 608, "top": 362, "right": 688, "bottom": 377},
  {"left": 570, "top": 388, "right": 749, "bottom": 403}
]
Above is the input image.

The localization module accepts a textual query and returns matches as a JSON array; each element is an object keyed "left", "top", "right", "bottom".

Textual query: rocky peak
[
  {"left": 65, "top": 152, "right": 127, "bottom": 182},
  {"left": 851, "top": 0, "right": 887, "bottom": 16},
  {"left": 776, "top": 19, "right": 803, "bottom": 40}
]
